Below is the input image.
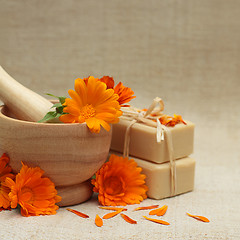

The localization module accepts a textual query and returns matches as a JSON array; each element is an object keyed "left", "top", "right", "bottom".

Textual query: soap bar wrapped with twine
[
  {"left": 110, "top": 97, "right": 195, "bottom": 196},
  {"left": 111, "top": 97, "right": 194, "bottom": 163}
]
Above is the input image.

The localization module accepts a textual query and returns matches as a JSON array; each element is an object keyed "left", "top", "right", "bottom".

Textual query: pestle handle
[{"left": 0, "top": 66, "right": 54, "bottom": 122}]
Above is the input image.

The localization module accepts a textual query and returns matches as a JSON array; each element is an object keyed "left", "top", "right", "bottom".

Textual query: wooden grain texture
[
  {"left": 0, "top": 104, "right": 112, "bottom": 205},
  {"left": 0, "top": 105, "right": 111, "bottom": 185},
  {"left": 57, "top": 181, "right": 93, "bottom": 207}
]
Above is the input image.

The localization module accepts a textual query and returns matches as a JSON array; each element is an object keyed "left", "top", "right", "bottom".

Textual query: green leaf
[
  {"left": 45, "top": 93, "right": 59, "bottom": 98},
  {"left": 38, "top": 111, "right": 58, "bottom": 123},
  {"left": 51, "top": 103, "right": 63, "bottom": 109},
  {"left": 37, "top": 93, "right": 68, "bottom": 123},
  {"left": 45, "top": 93, "right": 66, "bottom": 105},
  {"left": 55, "top": 113, "right": 63, "bottom": 118},
  {"left": 58, "top": 96, "right": 66, "bottom": 105},
  {"left": 45, "top": 93, "right": 59, "bottom": 99}
]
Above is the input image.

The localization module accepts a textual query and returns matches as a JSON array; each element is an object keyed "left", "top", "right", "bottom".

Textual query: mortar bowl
[{"left": 0, "top": 104, "right": 112, "bottom": 206}]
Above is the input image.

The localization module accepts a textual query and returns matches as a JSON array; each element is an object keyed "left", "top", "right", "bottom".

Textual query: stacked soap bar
[{"left": 110, "top": 117, "right": 195, "bottom": 199}]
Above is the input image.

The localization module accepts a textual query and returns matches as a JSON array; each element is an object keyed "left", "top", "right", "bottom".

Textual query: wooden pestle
[
  {"left": 0, "top": 66, "right": 54, "bottom": 122},
  {"left": 0, "top": 66, "right": 107, "bottom": 206}
]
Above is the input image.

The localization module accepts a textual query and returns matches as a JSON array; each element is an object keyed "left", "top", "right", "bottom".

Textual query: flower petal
[{"left": 95, "top": 214, "right": 103, "bottom": 227}]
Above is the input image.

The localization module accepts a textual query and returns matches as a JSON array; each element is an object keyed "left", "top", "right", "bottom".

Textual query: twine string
[
  {"left": 163, "top": 126, "right": 176, "bottom": 196},
  {"left": 121, "top": 97, "right": 177, "bottom": 195}
]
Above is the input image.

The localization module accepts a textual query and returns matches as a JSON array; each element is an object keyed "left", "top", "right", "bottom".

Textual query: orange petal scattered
[
  {"left": 149, "top": 205, "right": 168, "bottom": 216},
  {"left": 59, "top": 76, "right": 122, "bottom": 133},
  {"left": 121, "top": 213, "right": 137, "bottom": 224},
  {"left": 95, "top": 214, "right": 103, "bottom": 227},
  {"left": 103, "top": 210, "right": 122, "bottom": 219},
  {"left": 143, "top": 216, "right": 170, "bottom": 225},
  {"left": 0, "top": 153, "right": 15, "bottom": 209},
  {"left": 173, "top": 114, "right": 187, "bottom": 125},
  {"left": 187, "top": 213, "right": 210, "bottom": 223},
  {"left": 159, "top": 114, "right": 186, "bottom": 127},
  {"left": 5, "top": 162, "right": 61, "bottom": 217},
  {"left": 66, "top": 208, "right": 89, "bottom": 218},
  {"left": 92, "top": 154, "right": 148, "bottom": 206},
  {"left": 134, "top": 205, "right": 159, "bottom": 211},
  {"left": 99, "top": 206, "right": 127, "bottom": 211}
]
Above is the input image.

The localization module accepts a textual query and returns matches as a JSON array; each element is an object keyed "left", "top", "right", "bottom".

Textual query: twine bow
[{"left": 121, "top": 97, "right": 176, "bottom": 196}]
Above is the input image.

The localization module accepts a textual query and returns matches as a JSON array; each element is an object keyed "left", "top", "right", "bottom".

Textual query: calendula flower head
[
  {"left": 84, "top": 76, "right": 135, "bottom": 107},
  {"left": 113, "top": 82, "right": 135, "bottom": 107},
  {"left": 92, "top": 154, "right": 148, "bottom": 206},
  {"left": 59, "top": 76, "right": 122, "bottom": 133},
  {"left": 5, "top": 162, "right": 61, "bottom": 217},
  {"left": 0, "top": 153, "right": 15, "bottom": 209},
  {"left": 99, "top": 76, "right": 135, "bottom": 107}
]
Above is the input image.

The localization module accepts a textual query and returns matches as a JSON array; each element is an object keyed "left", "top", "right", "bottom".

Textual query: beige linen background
[{"left": 0, "top": 1, "right": 239, "bottom": 239}]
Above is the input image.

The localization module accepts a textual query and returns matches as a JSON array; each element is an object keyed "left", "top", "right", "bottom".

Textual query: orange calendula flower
[
  {"left": 114, "top": 82, "right": 135, "bottom": 107},
  {"left": 59, "top": 76, "right": 122, "bottom": 133},
  {"left": 92, "top": 154, "right": 148, "bottom": 206},
  {"left": 89, "top": 76, "right": 135, "bottom": 107},
  {"left": 0, "top": 153, "right": 15, "bottom": 209},
  {"left": 5, "top": 162, "right": 61, "bottom": 217}
]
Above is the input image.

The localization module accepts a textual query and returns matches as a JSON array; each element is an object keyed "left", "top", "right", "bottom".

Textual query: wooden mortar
[{"left": 0, "top": 66, "right": 111, "bottom": 206}]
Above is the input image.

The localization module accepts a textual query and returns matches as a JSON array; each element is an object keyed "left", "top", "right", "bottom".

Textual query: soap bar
[
  {"left": 134, "top": 155, "right": 195, "bottom": 199},
  {"left": 111, "top": 117, "right": 194, "bottom": 164},
  {"left": 110, "top": 151, "right": 195, "bottom": 200}
]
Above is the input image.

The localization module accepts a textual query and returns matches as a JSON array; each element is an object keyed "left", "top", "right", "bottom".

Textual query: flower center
[
  {"left": 19, "top": 187, "right": 34, "bottom": 204},
  {"left": 78, "top": 104, "right": 96, "bottom": 123},
  {"left": 104, "top": 176, "right": 125, "bottom": 196}
]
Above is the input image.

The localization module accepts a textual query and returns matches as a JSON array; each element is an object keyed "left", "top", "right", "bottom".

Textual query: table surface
[{"left": 0, "top": 1, "right": 239, "bottom": 239}]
